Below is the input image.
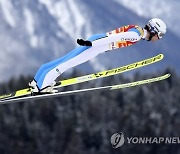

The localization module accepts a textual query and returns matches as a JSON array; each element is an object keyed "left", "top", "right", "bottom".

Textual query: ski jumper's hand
[{"left": 77, "top": 39, "right": 92, "bottom": 46}]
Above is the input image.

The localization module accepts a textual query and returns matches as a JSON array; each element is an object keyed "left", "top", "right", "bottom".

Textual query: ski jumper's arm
[{"left": 92, "top": 25, "right": 144, "bottom": 50}]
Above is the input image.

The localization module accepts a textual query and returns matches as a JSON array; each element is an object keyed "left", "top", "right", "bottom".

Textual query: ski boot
[
  {"left": 29, "top": 80, "right": 37, "bottom": 89},
  {"left": 31, "top": 82, "right": 58, "bottom": 95}
]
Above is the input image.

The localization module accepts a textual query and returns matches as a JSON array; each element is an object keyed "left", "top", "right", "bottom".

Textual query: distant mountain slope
[{"left": 0, "top": 0, "right": 179, "bottom": 82}]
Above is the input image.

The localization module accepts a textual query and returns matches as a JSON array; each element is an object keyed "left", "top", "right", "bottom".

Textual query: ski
[
  {"left": 0, "top": 54, "right": 163, "bottom": 100},
  {"left": 0, "top": 73, "right": 170, "bottom": 104}
]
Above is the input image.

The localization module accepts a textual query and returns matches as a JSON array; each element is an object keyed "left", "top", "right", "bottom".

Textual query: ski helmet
[{"left": 145, "top": 18, "right": 167, "bottom": 40}]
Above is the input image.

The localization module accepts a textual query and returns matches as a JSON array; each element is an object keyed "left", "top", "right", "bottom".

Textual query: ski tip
[
  {"left": 165, "top": 73, "right": 171, "bottom": 78},
  {"left": 158, "top": 53, "right": 164, "bottom": 59}
]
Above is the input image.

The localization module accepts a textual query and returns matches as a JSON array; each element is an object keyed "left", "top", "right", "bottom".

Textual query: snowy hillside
[{"left": 0, "top": 0, "right": 179, "bottom": 82}]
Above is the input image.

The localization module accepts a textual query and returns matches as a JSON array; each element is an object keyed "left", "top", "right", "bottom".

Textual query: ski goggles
[
  {"left": 157, "top": 31, "right": 165, "bottom": 39},
  {"left": 147, "top": 24, "right": 164, "bottom": 39}
]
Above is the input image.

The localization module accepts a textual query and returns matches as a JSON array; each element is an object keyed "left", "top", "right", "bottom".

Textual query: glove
[{"left": 77, "top": 39, "right": 92, "bottom": 46}]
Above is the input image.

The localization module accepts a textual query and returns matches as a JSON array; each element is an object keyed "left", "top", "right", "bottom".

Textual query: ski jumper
[{"left": 34, "top": 25, "right": 145, "bottom": 90}]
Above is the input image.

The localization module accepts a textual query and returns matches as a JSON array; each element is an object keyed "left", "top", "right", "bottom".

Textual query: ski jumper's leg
[
  {"left": 34, "top": 46, "right": 90, "bottom": 81},
  {"left": 35, "top": 34, "right": 107, "bottom": 89},
  {"left": 34, "top": 33, "right": 106, "bottom": 82},
  {"left": 38, "top": 44, "right": 109, "bottom": 89}
]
